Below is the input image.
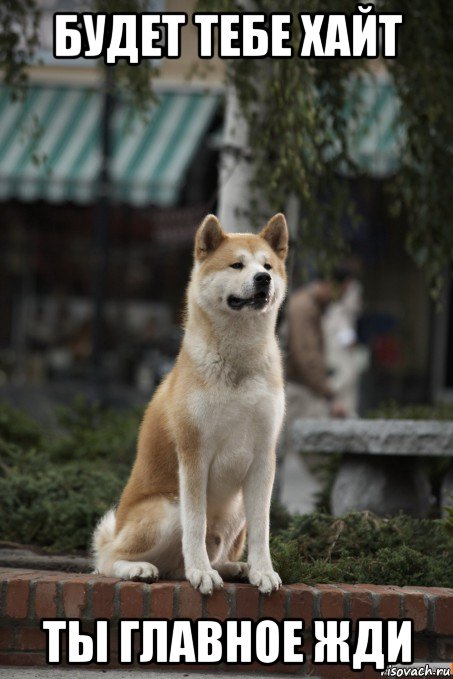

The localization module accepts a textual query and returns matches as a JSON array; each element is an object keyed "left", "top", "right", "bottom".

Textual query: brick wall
[{"left": 0, "top": 568, "right": 452, "bottom": 677}]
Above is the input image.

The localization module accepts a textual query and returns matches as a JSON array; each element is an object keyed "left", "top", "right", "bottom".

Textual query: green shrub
[
  {"left": 0, "top": 402, "right": 43, "bottom": 448},
  {"left": 0, "top": 441, "right": 125, "bottom": 552},
  {"left": 270, "top": 511, "right": 453, "bottom": 587},
  {"left": 367, "top": 400, "right": 453, "bottom": 421},
  {"left": 49, "top": 396, "right": 139, "bottom": 464},
  {"left": 0, "top": 399, "right": 140, "bottom": 552}
]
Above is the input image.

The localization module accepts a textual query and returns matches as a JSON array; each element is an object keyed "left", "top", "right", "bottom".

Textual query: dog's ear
[
  {"left": 195, "top": 214, "right": 226, "bottom": 261},
  {"left": 259, "top": 213, "right": 289, "bottom": 260}
]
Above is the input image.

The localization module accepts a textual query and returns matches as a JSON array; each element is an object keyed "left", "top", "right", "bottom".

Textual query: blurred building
[
  {"left": 0, "top": 0, "right": 226, "bottom": 395},
  {"left": 0, "top": 2, "right": 450, "bottom": 408},
  {"left": 332, "top": 69, "right": 449, "bottom": 406}
]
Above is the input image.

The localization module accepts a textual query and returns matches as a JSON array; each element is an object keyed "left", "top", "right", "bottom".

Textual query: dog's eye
[
  {"left": 230, "top": 262, "right": 244, "bottom": 270},
  {"left": 264, "top": 263, "right": 272, "bottom": 271}
]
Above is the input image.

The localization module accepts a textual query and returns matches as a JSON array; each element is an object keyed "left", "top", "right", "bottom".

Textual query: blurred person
[
  {"left": 323, "top": 279, "right": 369, "bottom": 417},
  {"left": 285, "top": 269, "right": 353, "bottom": 423},
  {"left": 274, "top": 268, "right": 353, "bottom": 508}
]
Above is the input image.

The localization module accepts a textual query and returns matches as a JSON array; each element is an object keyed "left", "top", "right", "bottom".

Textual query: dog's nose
[{"left": 254, "top": 272, "right": 271, "bottom": 288}]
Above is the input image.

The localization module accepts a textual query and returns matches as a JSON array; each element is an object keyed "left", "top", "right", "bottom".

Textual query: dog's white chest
[
  {"left": 188, "top": 377, "right": 284, "bottom": 503},
  {"left": 189, "top": 375, "right": 279, "bottom": 439}
]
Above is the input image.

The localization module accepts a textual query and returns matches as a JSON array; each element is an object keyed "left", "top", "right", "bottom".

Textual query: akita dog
[{"left": 93, "top": 213, "right": 288, "bottom": 595}]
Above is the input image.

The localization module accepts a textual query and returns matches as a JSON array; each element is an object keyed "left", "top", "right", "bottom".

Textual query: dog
[{"left": 93, "top": 212, "right": 288, "bottom": 595}]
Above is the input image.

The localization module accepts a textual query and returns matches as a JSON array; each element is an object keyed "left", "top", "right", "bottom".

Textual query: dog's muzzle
[{"left": 227, "top": 273, "right": 272, "bottom": 310}]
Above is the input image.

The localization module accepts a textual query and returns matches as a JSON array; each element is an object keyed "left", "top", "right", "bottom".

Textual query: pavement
[
  {"left": 0, "top": 670, "right": 307, "bottom": 678},
  {"left": 0, "top": 546, "right": 91, "bottom": 572}
]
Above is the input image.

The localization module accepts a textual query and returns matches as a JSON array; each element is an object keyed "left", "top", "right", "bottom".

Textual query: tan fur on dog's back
[
  {"left": 93, "top": 213, "right": 289, "bottom": 594},
  {"left": 116, "top": 385, "right": 179, "bottom": 530}
]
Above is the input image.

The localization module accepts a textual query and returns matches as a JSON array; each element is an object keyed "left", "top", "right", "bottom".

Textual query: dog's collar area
[{"left": 227, "top": 290, "right": 270, "bottom": 310}]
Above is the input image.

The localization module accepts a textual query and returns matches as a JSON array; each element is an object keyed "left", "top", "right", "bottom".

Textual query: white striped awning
[
  {"left": 0, "top": 85, "right": 220, "bottom": 206},
  {"left": 344, "top": 72, "right": 404, "bottom": 177}
]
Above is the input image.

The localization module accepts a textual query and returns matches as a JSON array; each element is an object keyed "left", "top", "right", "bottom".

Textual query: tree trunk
[{"left": 217, "top": 84, "right": 255, "bottom": 233}]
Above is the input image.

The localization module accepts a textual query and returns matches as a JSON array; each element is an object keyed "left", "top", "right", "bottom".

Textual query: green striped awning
[
  {"left": 0, "top": 85, "right": 220, "bottom": 206},
  {"left": 344, "top": 72, "right": 404, "bottom": 177}
]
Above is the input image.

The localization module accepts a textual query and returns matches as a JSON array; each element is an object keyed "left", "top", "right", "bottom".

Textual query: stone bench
[{"left": 291, "top": 419, "right": 453, "bottom": 517}]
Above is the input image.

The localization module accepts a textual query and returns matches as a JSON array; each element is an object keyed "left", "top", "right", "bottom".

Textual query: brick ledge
[{"left": 0, "top": 568, "right": 452, "bottom": 676}]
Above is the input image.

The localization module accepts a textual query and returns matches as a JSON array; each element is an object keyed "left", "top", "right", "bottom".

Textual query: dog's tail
[{"left": 91, "top": 508, "right": 116, "bottom": 574}]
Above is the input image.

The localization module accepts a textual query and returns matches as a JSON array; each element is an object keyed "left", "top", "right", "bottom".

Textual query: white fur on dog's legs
[
  {"left": 243, "top": 440, "right": 282, "bottom": 594},
  {"left": 179, "top": 463, "right": 223, "bottom": 595},
  {"left": 112, "top": 560, "right": 159, "bottom": 582}
]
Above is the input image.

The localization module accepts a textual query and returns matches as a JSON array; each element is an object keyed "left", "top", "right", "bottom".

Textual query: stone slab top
[{"left": 291, "top": 418, "right": 453, "bottom": 456}]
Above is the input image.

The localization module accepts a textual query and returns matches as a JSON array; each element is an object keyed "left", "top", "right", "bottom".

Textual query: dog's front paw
[
  {"left": 186, "top": 568, "right": 223, "bottom": 595},
  {"left": 248, "top": 567, "right": 282, "bottom": 594}
]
